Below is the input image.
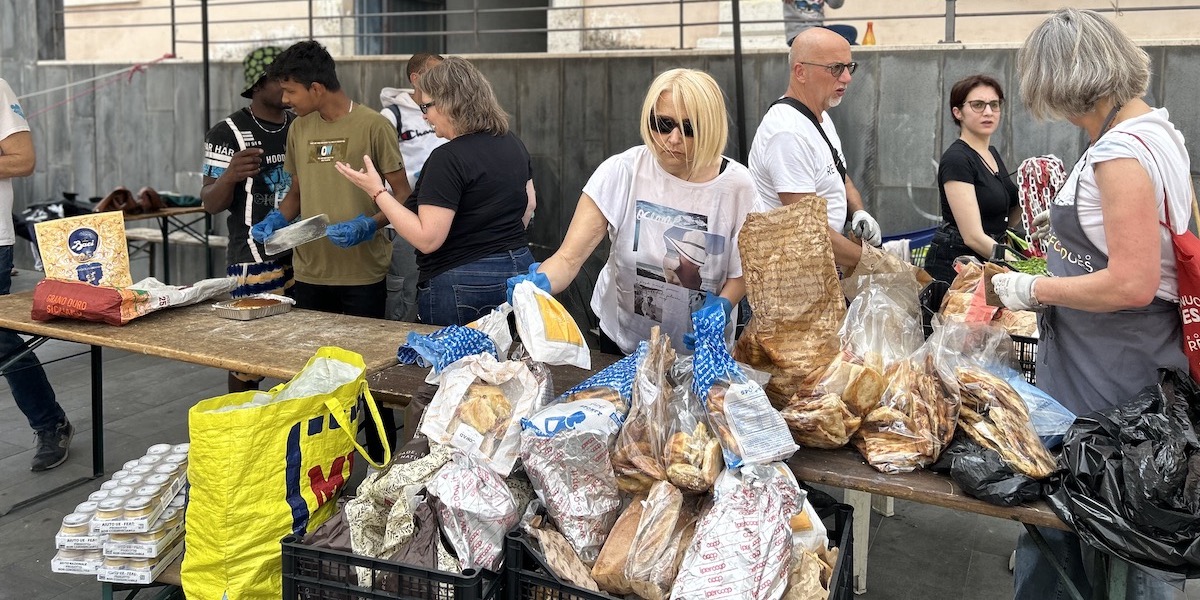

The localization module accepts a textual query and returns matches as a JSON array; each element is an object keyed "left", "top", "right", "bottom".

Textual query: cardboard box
[
  {"left": 91, "top": 473, "right": 187, "bottom": 534},
  {"left": 55, "top": 532, "right": 106, "bottom": 550},
  {"left": 102, "top": 523, "right": 184, "bottom": 558},
  {"left": 34, "top": 212, "right": 132, "bottom": 287},
  {"left": 96, "top": 538, "right": 184, "bottom": 585},
  {"left": 50, "top": 551, "right": 104, "bottom": 575}
]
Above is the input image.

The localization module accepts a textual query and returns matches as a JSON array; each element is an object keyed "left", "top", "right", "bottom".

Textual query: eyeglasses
[
  {"left": 963, "top": 100, "right": 1002, "bottom": 113},
  {"left": 648, "top": 114, "right": 694, "bottom": 137},
  {"left": 418, "top": 101, "right": 436, "bottom": 114},
  {"left": 799, "top": 61, "right": 858, "bottom": 78}
]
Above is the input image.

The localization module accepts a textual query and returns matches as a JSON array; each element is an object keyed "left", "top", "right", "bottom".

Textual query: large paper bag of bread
[{"left": 734, "top": 197, "right": 845, "bottom": 404}]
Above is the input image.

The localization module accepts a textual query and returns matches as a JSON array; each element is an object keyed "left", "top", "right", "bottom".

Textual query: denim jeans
[
  {"left": 0, "top": 245, "right": 65, "bottom": 434},
  {"left": 1015, "top": 527, "right": 1185, "bottom": 600},
  {"left": 417, "top": 247, "right": 534, "bottom": 327}
]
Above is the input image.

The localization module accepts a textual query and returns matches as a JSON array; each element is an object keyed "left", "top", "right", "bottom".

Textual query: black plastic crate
[
  {"left": 1011, "top": 335, "right": 1038, "bottom": 385},
  {"left": 504, "top": 501, "right": 854, "bottom": 600},
  {"left": 281, "top": 534, "right": 501, "bottom": 600}
]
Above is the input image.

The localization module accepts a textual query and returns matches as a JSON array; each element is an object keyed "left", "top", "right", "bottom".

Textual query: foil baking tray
[
  {"left": 265, "top": 214, "right": 329, "bottom": 256},
  {"left": 212, "top": 294, "right": 296, "bottom": 320}
]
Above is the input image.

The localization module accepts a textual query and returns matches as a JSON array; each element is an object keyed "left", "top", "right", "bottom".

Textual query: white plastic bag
[{"left": 511, "top": 280, "right": 590, "bottom": 369}]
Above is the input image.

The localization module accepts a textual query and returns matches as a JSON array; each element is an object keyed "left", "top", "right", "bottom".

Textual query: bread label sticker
[{"left": 451, "top": 423, "right": 485, "bottom": 452}]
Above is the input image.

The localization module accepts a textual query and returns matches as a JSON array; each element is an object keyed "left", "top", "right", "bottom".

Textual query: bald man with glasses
[{"left": 749, "top": 26, "right": 881, "bottom": 271}]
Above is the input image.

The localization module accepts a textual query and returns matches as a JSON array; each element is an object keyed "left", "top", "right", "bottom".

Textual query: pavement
[{"left": 0, "top": 267, "right": 1194, "bottom": 600}]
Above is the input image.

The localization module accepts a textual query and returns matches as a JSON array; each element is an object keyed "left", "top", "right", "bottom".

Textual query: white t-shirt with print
[
  {"left": 1055, "top": 108, "right": 1192, "bottom": 301},
  {"left": 0, "top": 79, "right": 31, "bottom": 246},
  {"left": 585, "top": 145, "right": 756, "bottom": 354},
  {"left": 748, "top": 101, "right": 848, "bottom": 231}
]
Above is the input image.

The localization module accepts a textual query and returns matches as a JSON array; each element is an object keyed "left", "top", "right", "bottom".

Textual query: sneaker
[{"left": 31, "top": 420, "right": 74, "bottom": 472}]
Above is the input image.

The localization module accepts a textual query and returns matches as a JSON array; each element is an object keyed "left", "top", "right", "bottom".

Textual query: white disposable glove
[
  {"left": 1030, "top": 210, "right": 1051, "bottom": 241},
  {"left": 851, "top": 210, "right": 882, "bottom": 247},
  {"left": 991, "top": 272, "right": 1045, "bottom": 310}
]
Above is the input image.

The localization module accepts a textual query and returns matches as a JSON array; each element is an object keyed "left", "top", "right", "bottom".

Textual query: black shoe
[{"left": 31, "top": 420, "right": 73, "bottom": 472}]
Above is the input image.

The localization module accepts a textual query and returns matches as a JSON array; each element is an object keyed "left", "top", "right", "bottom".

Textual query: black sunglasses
[
  {"left": 799, "top": 61, "right": 858, "bottom": 78},
  {"left": 419, "top": 101, "right": 436, "bottom": 114},
  {"left": 648, "top": 114, "right": 694, "bottom": 137}
]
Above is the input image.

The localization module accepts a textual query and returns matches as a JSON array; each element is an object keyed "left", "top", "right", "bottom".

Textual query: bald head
[{"left": 789, "top": 26, "right": 851, "bottom": 68}]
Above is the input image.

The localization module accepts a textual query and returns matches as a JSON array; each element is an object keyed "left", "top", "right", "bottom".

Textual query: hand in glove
[
  {"left": 326, "top": 214, "right": 378, "bottom": 248},
  {"left": 1030, "top": 210, "right": 1051, "bottom": 241},
  {"left": 991, "top": 272, "right": 1045, "bottom": 311},
  {"left": 250, "top": 209, "right": 289, "bottom": 244},
  {"left": 506, "top": 262, "right": 552, "bottom": 303},
  {"left": 851, "top": 210, "right": 882, "bottom": 247},
  {"left": 684, "top": 292, "right": 734, "bottom": 350}
]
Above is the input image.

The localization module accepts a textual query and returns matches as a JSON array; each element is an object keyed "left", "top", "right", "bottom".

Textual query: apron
[{"left": 1037, "top": 150, "right": 1188, "bottom": 417}]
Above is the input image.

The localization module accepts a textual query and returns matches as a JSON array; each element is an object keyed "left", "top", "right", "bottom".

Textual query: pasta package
[{"left": 35, "top": 212, "right": 132, "bottom": 287}]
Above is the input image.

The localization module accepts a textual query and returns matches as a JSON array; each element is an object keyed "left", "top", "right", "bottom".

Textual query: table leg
[
  {"left": 1106, "top": 559, "right": 1127, "bottom": 600},
  {"left": 1022, "top": 523, "right": 1087, "bottom": 600},
  {"left": 160, "top": 215, "right": 171, "bottom": 285},
  {"left": 871, "top": 494, "right": 895, "bottom": 517},
  {"left": 91, "top": 345, "right": 104, "bottom": 477},
  {"left": 204, "top": 212, "right": 214, "bottom": 279},
  {"left": 845, "top": 489, "right": 871, "bottom": 594}
]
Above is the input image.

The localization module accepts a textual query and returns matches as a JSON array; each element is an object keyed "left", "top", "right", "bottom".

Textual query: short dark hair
[
  {"left": 266, "top": 40, "right": 341, "bottom": 91},
  {"left": 949, "top": 74, "right": 1003, "bottom": 127},
  {"left": 406, "top": 53, "right": 444, "bottom": 81}
]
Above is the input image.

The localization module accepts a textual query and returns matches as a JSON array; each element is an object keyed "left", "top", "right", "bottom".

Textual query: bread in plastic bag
[
  {"left": 611, "top": 327, "right": 675, "bottom": 494},
  {"left": 591, "top": 495, "right": 645, "bottom": 595},
  {"left": 624, "top": 480, "right": 697, "bottom": 600},
  {"left": 511, "top": 279, "right": 590, "bottom": 369},
  {"left": 557, "top": 342, "right": 646, "bottom": 416},
  {"left": 425, "top": 451, "right": 518, "bottom": 572}
]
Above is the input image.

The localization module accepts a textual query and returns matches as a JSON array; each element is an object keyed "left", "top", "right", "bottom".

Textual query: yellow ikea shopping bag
[{"left": 182, "top": 347, "right": 390, "bottom": 600}]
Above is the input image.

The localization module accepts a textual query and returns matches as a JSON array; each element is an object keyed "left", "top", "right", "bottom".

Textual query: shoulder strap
[
  {"left": 770, "top": 97, "right": 847, "bottom": 181},
  {"left": 385, "top": 104, "right": 402, "bottom": 140},
  {"left": 1115, "top": 130, "right": 1181, "bottom": 230}
]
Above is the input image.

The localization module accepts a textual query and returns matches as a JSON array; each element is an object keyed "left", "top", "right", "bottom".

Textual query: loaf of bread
[{"left": 591, "top": 497, "right": 645, "bottom": 595}]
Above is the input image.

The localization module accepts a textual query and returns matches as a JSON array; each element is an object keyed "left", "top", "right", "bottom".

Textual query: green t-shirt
[{"left": 284, "top": 104, "right": 404, "bottom": 285}]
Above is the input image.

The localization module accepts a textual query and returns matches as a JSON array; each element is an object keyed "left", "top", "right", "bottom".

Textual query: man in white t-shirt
[
  {"left": 0, "top": 78, "right": 73, "bottom": 472},
  {"left": 749, "top": 26, "right": 881, "bottom": 270},
  {"left": 379, "top": 53, "right": 447, "bottom": 322}
]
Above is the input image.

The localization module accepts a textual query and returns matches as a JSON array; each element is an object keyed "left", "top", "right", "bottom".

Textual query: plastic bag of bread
[
  {"left": 512, "top": 279, "right": 591, "bottom": 369},
  {"left": 591, "top": 494, "right": 645, "bottom": 595},
  {"left": 672, "top": 464, "right": 799, "bottom": 600},
  {"left": 624, "top": 480, "right": 698, "bottom": 600},
  {"left": 419, "top": 353, "right": 540, "bottom": 476},
  {"left": 844, "top": 239, "right": 933, "bottom": 299},
  {"left": 556, "top": 342, "right": 645, "bottom": 417},
  {"left": 426, "top": 451, "right": 518, "bottom": 572},
  {"left": 852, "top": 325, "right": 960, "bottom": 473},
  {"left": 692, "top": 297, "right": 797, "bottom": 467},
  {"left": 661, "top": 356, "right": 724, "bottom": 494},
  {"left": 733, "top": 198, "right": 846, "bottom": 405},
  {"left": 519, "top": 397, "right": 624, "bottom": 564},
  {"left": 611, "top": 328, "right": 675, "bottom": 494}
]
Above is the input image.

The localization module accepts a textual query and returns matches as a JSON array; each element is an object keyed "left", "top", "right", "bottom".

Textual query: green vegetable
[{"left": 1010, "top": 258, "right": 1048, "bottom": 275}]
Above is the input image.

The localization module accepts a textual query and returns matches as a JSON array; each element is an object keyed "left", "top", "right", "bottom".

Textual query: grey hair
[
  {"left": 419, "top": 57, "right": 509, "bottom": 136},
  {"left": 1018, "top": 8, "right": 1149, "bottom": 120}
]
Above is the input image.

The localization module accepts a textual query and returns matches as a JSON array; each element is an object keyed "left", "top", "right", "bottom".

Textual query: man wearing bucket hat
[{"left": 201, "top": 45, "right": 295, "bottom": 393}]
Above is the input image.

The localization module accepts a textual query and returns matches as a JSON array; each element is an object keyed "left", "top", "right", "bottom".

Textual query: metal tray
[
  {"left": 212, "top": 295, "right": 294, "bottom": 320},
  {"left": 265, "top": 213, "right": 329, "bottom": 256}
]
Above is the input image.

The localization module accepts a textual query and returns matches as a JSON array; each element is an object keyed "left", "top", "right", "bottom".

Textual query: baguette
[{"left": 591, "top": 497, "right": 645, "bottom": 595}]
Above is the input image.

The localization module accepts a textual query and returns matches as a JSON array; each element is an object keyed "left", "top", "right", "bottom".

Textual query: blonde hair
[
  {"left": 638, "top": 69, "right": 729, "bottom": 177},
  {"left": 419, "top": 56, "right": 509, "bottom": 135},
  {"left": 1018, "top": 8, "right": 1150, "bottom": 120}
]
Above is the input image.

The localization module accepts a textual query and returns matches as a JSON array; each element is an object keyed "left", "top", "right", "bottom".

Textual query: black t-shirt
[
  {"left": 405, "top": 131, "right": 531, "bottom": 281},
  {"left": 202, "top": 108, "right": 293, "bottom": 265},
  {"left": 937, "top": 139, "right": 1019, "bottom": 237}
]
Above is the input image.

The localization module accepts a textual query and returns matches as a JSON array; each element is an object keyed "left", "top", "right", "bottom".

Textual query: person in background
[
  {"left": 335, "top": 56, "right": 535, "bottom": 327},
  {"left": 749, "top": 26, "right": 880, "bottom": 272},
  {"left": 0, "top": 77, "right": 73, "bottom": 471},
  {"left": 505, "top": 68, "right": 756, "bottom": 355},
  {"left": 251, "top": 40, "right": 408, "bottom": 464},
  {"left": 993, "top": 9, "right": 1192, "bottom": 599},
  {"left": 379, "top": 52, "right": 447, "bottom": 323},
  {"left": 201, "top": 46, "right": 294, "bottom": 393},
  {"left": 783, "top": 0, "right": 855, "bottom": 47},
  {"left": 923, "top": 74, "right": 1019, "bottom": 284}
]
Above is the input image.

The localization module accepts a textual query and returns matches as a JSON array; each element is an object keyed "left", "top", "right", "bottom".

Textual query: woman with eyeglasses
[
  {"left": 991, "top": 9, "right": 1193, "bottom": 599},
  {"left": 335, "top": 56, "right": 536, "bottom": 326},
  {"left": 922, "top": 74, "right": 1020, "bottom": 284},
  {"left": 506, "top": 68, "right": 756, "bottom": 355}
]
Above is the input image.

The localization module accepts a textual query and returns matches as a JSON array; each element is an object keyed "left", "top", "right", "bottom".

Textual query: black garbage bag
[
  {"left": 1045, "top": 368, "right": 1200, "bottom": 576},
  {"left": 930, "top": 433, "right": 1043, "bottom": 507}
]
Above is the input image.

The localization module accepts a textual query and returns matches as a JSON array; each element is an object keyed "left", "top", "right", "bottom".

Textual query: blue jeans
[
  {"left": 0, "top": 245, "right": 65, "bottom": 434},
  {"left": 1015, "top": 527, "right": 1185, "bottom": 600},
  {"left": 417, "top": 247, "right": 534, "bottom": 327}
]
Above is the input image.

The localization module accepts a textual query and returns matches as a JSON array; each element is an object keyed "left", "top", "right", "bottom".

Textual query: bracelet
[{"left": 371, "top": 189, "right": 388, "bottom": 202}]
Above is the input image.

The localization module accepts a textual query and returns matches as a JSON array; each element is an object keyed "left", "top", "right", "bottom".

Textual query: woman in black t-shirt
[
  {"left": 335, "top": 57, "right": 535, "bottom": 326},
  {"left": 924, "top": 74, "right": 1020, "bottom": 283}
]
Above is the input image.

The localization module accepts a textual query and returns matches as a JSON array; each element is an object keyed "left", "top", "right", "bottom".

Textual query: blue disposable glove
[
  {"left": 327, "top": 214, "right": 378, "bottom": 248},
  {"left": 506, "top": 262, "right": 551, "bottom": 304},
  {"left": 250, "top": 209, "right": 289, "bottom": 244},
  {"left": 684, "top": 292, "right": 735, "bottom": 350}
]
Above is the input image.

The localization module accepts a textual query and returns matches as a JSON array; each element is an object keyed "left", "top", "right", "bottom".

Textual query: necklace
[{"left": 249, "top": 107, "right": 286, "bottom": 134}]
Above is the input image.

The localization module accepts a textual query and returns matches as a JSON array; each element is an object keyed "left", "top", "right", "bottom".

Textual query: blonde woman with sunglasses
[
  {"left": 923, "top": 74, "right": 1020, "bottom": 284},
  {"left": 506, "top": 68, "right": 756, "bottom": 355}
]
